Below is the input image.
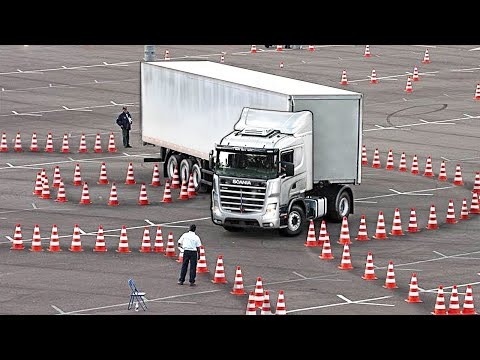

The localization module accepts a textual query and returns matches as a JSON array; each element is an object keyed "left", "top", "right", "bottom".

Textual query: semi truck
[{"left": 140, "top": 60, "right": 363, "bottom": 236}]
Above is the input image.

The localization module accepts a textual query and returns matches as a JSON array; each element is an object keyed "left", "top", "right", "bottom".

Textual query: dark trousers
[
  {"left": 179, "top": 250, "right": 198, "bottom": 284},
  {"left": 122, "top": 128, "right": 130, "bottom": 147}
]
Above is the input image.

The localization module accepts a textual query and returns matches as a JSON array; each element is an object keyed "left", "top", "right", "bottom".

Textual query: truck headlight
[
  {"left": 212, "top": 193, "right": 222, "bottom": 216},
  {"left": 265, "top": 203, "right": 277, "bottom": 217}
]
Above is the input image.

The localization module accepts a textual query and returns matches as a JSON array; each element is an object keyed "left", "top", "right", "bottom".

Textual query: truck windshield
[{"left": 215, "top": 151, "right": 278, "bottom": 180}]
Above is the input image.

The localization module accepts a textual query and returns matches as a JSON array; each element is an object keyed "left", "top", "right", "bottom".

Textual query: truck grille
[{"left": 219, "top": 177, "right": 266, "bottom": 213}]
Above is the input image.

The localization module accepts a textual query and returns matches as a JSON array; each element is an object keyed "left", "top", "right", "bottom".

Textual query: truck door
[{"left": 280, "top": 149, "right": 301, "bottom": 206}]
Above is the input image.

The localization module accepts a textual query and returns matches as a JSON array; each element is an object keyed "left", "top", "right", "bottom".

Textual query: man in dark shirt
[{"left": 116, "top": 106, "right": 133, "bottom": 148}]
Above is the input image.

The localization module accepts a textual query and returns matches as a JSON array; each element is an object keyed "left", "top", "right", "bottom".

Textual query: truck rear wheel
[
  {"left": 279, "top": 204, "right": 305, "bottom": 237},
  {"left": 192, "top": 163, "right": 208, "bottom": 193},
  {"left": 167, "top": 154, "right": 182, "bottom": 180},
  {"left": 326, "top": 190, "right": 351, "bottom": 223},
  {"left": 179, "top": 158, "right": 194, "bottom": 184}
]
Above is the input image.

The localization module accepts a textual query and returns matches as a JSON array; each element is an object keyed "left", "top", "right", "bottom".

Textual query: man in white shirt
[{"left": 177, "top": 224, "right": 202, "bottom": 286}]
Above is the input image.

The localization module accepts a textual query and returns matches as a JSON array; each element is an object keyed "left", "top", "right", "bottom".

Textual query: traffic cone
[
  {"left": 275, "top": 290, "right": 287, "bottom": 315},
  {"left": 369, "top": 69, "right": 378, "bottom": 84},
  {"left": 319, "top": 233, "right": 334, "bottom": 260},
  {"left": 373, "top": 211, "right": 388, "bottom": 239},
  {"left": 41, "top": 175, "right": 51, "bottom": 199},
  {"left": 164, "top": 49, "right": 170, "bottom": 60},
  {"left": 308, "top": 45, "right": 315, "bottom": 51},
  {"left": 108, "top": 132, "right": 117, "bottom": 152},
  {"left": 412, "top": 65, "right": 420, "bottom": 81},
  {"left": 304, "top": 220, "right": 317, "bottom": 247},
  {"left": 230, "top": 266, "right": 246, "bottom": 295},
  {"left": 453, "top": 164, "right": 464, "bottom": 185},
  {"left": 187, "top": 173, "right": 197, "bottom": 198},
  {"left": 177, "top": 247, "right": 184, "bottom": 264},
  {"left": 97, "top": 162, "right": 109, "bottom": 185},
  {"left": 153, "top": 226, "right": 165, "bottom": 253},
  {"left": 261, "top": 290, "right": 273, "bottom": 315},
  {"left": 405, "top": 273, "right": 422, "bottom": 303},
  {"left": 383, "top": 261, "right": 398, "bottom": 289},
  {"left": 438, "top": 160, "right": 448, "bottom": 181},
  {"left": 362, "top": 252, "right": 378, "bottom": 280},
  {"left": 385, "top": 149, "right": 394, "bottom": 170},
  {"left": 422, "top": 48, "right": 431, "bottom": 64},
  {"left": 253, "top": 277, "right": 265, "bottom": 308},
  {"left": 125, "top": 162, "right": 136, "bottom": 185},
  {"left": 138, "top": 182, "right": 150, "bottom": 205},
  {"left": 317, "top": 220, "right": 328, "bottom": 246},
  {"left": 44, "top": 132, "right": 54, "bottom": 152},
  {"left": 150, "top": 163, "right": 162, "bottom": 186},
  {"left": 0, "top": 132, "right": 8, "bottom": 152},
  {"left": 470, "top": 192, "right": 480, "bottom": 214},
  {"left": 411, "top": 154, "right": 419, "bottom": 174},
  {"left": 426, "top": 204, "right": 439, "bottom": 229},
  {"left": 33, "top": 172, "right": 43, "bottom": 195},
  {"left": 276, "top": 45, "right": 282, "bottom": 51},
  {"left": 459, "top": 198, "right": 470, "bottom": 220},
  {"left": 60, "top": 133, "right": 70, "bottom": 153},
  {"left": 404, "top": 77, "right": 413, "bottom": 92},
  {"left": 69, "top": 224, "right": 83, "bottom": 252},
  {"left": 423, "top": 156, "right": 434, "bottom": 177},
  {"left": 108, "top": 182, "right": 119, "bottom": 206},
  {"left": 445, "top": 199, "right": 457, "bottom": 224},
  {"left": 474, "top": 84, "right": 480, "bottom": 100},
  {"left": 116, "top": 225, "right": 131, "bottom": 253},
  {"left": 432, "top": 285, "right": 446, "bottom": 315},
  {"left": 161, "top": 179, "right": 173, "bottom": 203},
  {"left": 398, "top": 152, "right": 407, "bottom": 172},
  {"left": 93, "top": 133, "right": 102, "bottom": 152},
  {"left": 407, "top": 208, "right": 420, "bottom": 232},
  {"left": 78, "top": 133, "right": 88, "bottom": 152},
  {"left": 340, "top": 69, "right": 348, "bottom": 85},
  {"left": 14, "top": 132, "right": 22, "bottom": 152},
  {"left": 447, "top": 285, "right": 461, "bottom": 315},
  {"left": 279, "top": 61, "right": 284, "bottom": 69},
  {"left": 250, "top": 45, "right": 257, "bottom": 53},
  {"left": 355, "top": 214, "right": 370, "bottom": 241},
  {"left": 139, "top": 226, "right": 152, "bottom": 252},
  {"left": 79, "top": 182, "right": 91, "bottom": 204},
  {"left": 461, "top": 284, "right": 476, "bottom": 314},
  {"left": 371, "top": 148, "right": 381, "bottom": 168},
  {"left": 389, "top": 208, "right": 404, "bottom": 236},
  {"left": 93, "top": 225, "right": 107, "bottom": 252},
  {"left": 178, "top": 180, "right": 189, "bottom": 200},
  {"left": 30, "top": 132, "right": 39, "bottom": 152},
  {"left": 337, "top": 216, "right": 352, "bottom": 245},
  {"left": 55, "top": 179, "right": 68, "bottom": 202},
  {"left": 73, "top": 163, "right": 82, "bottom": 186},
  {"left": 48, "top": 224, "right": 61, "bottom": 252},
  {"left": 52, "top": 165, "right": 61, "bottom": 188},
  {"left": 363, "top": 45, "right": 371, "bottom": 58},
  {"left": 196, "top": 245, "right": 209, "bottom": 273},
  {"left": 220, "top": 55, "right": 225, "bottom": 63},
  {"left": 30, "top": 224, "right": 43, "bottom": 252},
  {"left": 472, "top": 172, "right": 480, "bottom": 193},
  {"left": 211, "top": 255, "right": 228, "bottom": 284},
  {"left": 164, "top": 232, "right": 176, "bottom": 257},
  {"left": 361, "top": 144, "right": 368, "bottom": 165},
  {"left": 246, "top": 291, "right": 257, "bottom": 315},
  {"left": 170, "top": 166, "right": 180, "bottom": 189},
  {"left": 338, "top": 243, "right": 353, "bottom": 270},
  {"left": 10, "top": 224, "right": 24, "bottom": 250}
]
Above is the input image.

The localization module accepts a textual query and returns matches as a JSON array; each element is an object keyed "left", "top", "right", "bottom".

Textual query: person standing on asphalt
[
  {"left": 116, "top": 106, "right": 133, "bottom": 148},
  {"left": 177, "top": 224, "right": 202, "bottom": 286}
]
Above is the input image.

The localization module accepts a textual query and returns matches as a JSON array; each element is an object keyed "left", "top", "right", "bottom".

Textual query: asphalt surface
[{"left": 0, "top": 45, "right": 479, "bottom": 316}]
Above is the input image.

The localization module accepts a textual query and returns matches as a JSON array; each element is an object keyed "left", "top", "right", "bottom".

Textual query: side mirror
[
  {"left": 209, "top": 150, "right": 214, "bottom": 169},
  {"left": 281, "top": 162, "right": 294, "bottom": 177}
]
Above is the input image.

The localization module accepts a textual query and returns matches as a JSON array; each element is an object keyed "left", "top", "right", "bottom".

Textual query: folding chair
[{"left": 128, "top": 279, "right": 147, "bottom": 311}]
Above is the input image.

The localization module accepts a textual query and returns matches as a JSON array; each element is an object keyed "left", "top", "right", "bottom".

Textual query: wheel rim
[
  {"left": 339, "top": 197, "right": 350, "bottom": 217},
  {"left": 288, "top": 211, "right": 301, "bottom": 232},
  {"left": 192, "top": 165, "right": 201, "bottom": 189}
]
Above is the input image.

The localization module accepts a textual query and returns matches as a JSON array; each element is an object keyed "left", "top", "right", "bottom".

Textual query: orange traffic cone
[
  {"left": 447, "top": 285, "right": 461, "bottom": 315},
  {"left": 407, "top": 208, "right": 420, "bottom": 232},
  {"left": 340, "top": 69, "right": 348, "bottom": 85},
  {"left": 383, "top": 261, "right": 398, "bottom": 289},
  {"left": 48, "top": 224, "right": 61, "bottom": 252},
  {"left": 250, "top": 45, "right": 257, "bottom": 53},
  {"left": 304, "top": 220, "right": 317, "bottom": 247},
  {"left": 371, "top": 148, "right": 381, "bottom": 168},
  {"left": 453, "top": 164, "right": 464, "bottom": 185},
  {"left": 178, "top": 180, "right": 189, "bottom": 200},
  {"left": 176, "top": 248, "right": 184, "bottom": 263},
  {"left": 317, "top": 220, "right": 328, "bottom": 246},
  {"left": 385, "top": 149, "right": 394, "bottom": 170},
  {"left": 55, "top": 179, "right": 68, "bottom": 202},
  {"left": 426, "top": 204, "right": 439, "bottom": 230},
  {"left": 422, "top": 48, "right": 431, "bottom": 64},
  {"left": 373, "top": 211, "right": 388, "bottom": 239},
  {"left": 211, "top": 255, "right": 228, "bottom": 283},
  {"left": 150, "top": 163, "right": 162, "bottom": 186},
  {"left": 78, "top": 133, "right": 88, "bottom": 153},
  {"left": 474, "top": 84, "right": 480, "bottom": 100},
  {"left": 459, "top": 198, "right": 470, "bottom": 220},
  {"left": 355, "top": 214, "right": 369, "bottom": 241},
  {"left": 438, "top": 160, "right": 448, "bottom": 181},
  {"left": 44, "top": 132, "right": 54, "bottom": 152},
  {"left": 125, "top": 162, "right": 136, "bottom": 185},
  {"left": 308, "top": 45, "right": 315, "bottom": 51},
  {"left": 361, "top": 144, "right": 368, "bottom": 165},
  {"left": 405, "top": 273, "right": 422, "bottom": 303},
  {"left": 470, "top": 192, "right": 480, "bottom": 214},
  {"left": 276, "top": 45, "right": 283, "bottom": 51},
  {"left": 30, "top": 132, "right": 39, "bottom": 152},
  {"left": 472, "top": 172, "right": 480, "bottom": 193},
  {"left": 116, "top": 225, "right": 131, "bottom": 253},
  {"left": 412, "top": 65, "right": 420, "bottom": 81},
  {"left": 139, "top": 226, "right": 152, "bottom": 252},
  {"left": 0, "top": 132, "right": 7, "bottom": 152},
  {"left": 404, "top": 77, "right": 413, "bottom": 92},
  {"left": 319, "top": 233, "right": 334, "bottom": 260},
  {"left": 14, "top": 132, "right": 22, "bottom": 152},
  {"left": 432, "top": 285, "right": 447, "bottom": 315},
  {"left": 461, "top": 284, "right": 476, "bottom": 314},
  {"left": 246, "top": 291, "right": 257, "bottom": 315},
  {"left": 423, "top": 156, "right": 434, "bottom": 177},
  {"left": 196, "top": 245, "right": 209, "bottom": 273},
  {"left": 60, "top": 133, "right": 70, "bottom": 153},
  {"left": 108, "top": 132, "right": 117, "bottom": 152},
  {"left": 164, "top": 232, "right": 176, "bottom": 257},
  {"left": 108, "top": 182, "right": 119, "bottom": 206},
  {"left": 398, "top": 152, "right": 407, "bottom": 172},
  {"left": 279, "top": 61, "right": 284, "bottom": 69},
  {"left": 138, "top": 182, "right": 150, "bottom": 205},
  {"left": 337, "top": 216, "right": 352, "bottom": 245},
  {"left": 73, "top": 163, "right": 82, "bottom": 186},
  {"left": 411, "top": 154, "right": 419, "bottom": 174},
  {"left": 52, "top": 166, "right": 62, "bottom": 188},
  {"left": 261, "top": 290, "right": 273, "bottom": 315},
  {"left": 79, "top": 182, "right": 91, "bottom": 204},
  {"left": 389, "top": 208, "right": 404, "bottom": 236},
  {"left": 187, "top": 173, "right": 197, "bottom": 198},
  {"left": 363, "top": 45, "right": 371, "bottom": 58},
  {"left": 30, "top": 224, "right": 43, "bottom": 252},
  {"left": 69, "top": 224, "right": 83, "bottom": 252},
  {"left": 230, "top": 266, "right": 246, "bottom": 295},
  {"left": 161, "top": 179, "right": 173, "bottom": 203},
  {"left": 253, "top": 277, "right": 265, "bottom": 308},
  {"left": 338, "top": 243, "right": 353, "bottom": 270},
  {"left": 369, "top": 69, "right": 378, "bottom": 84},
  {"left": 153, "top": 226, "right": 165, "bottom": 253},
  {"left": 275, "top": 290, "right": 287, "bottom": 315},
  {"left": 93, "top": 225, "right": 107, "bottom": 252},
  {"left": 170, "top": 166, "right": 180, "bottom": 189},
  {"left": 97, "top": 162, "right": 109, "bottom": 185},
  {"left": 362, "top": 252, "right": 378, "bottom": 280},
  {"left": 164, "top": 49, "right": 170, "bottom": 60},
  {"left": 33, "top": 172, "right": 43, "bottom": 196},
  {"left": 445, "top": 199, "right": 457, "bottom": 224},
  {"left": 93, "top": 133, "right": 102, "bottom": 153},
  {"left": 41, "top": 175, "right": 51, "bottom": 199}
]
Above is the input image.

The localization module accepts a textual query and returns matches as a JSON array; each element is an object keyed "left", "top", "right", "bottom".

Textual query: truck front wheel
[{"left": 280, "top": 204, "right": 305, "bottom": 237}]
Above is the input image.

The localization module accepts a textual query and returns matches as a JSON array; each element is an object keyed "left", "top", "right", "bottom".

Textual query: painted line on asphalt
[
  {"left": 287, "top": 295, "right": 394, "bottom": 314},
  {"left": 355, "top": 185, "right": 453, "bottom": 201},
  {"left": 51, "top": 305, "right": 66, "bottom": 314},
  {"left": 364, "top": 114, "right": 480, "bottom": 132}
]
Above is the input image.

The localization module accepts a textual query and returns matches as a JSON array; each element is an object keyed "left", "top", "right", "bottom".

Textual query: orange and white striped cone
[
  {"left": 78, "top": 133, "right": 88, "bottom": 153},
  {"left": 422, "top": 48, "right": 431, "bottom": 64},
  {"left": 308, "top": 45, "right": 315, "bottom": 51},
  {"left": 383, "top": 261, "right": 398, "bottom": 289},
  {"left": 108, "top": 182, "right": 119, "bottom": 206},
  {"left": 176, "top": 248, "right": 183, "bottom": 263},
  {"left": 426, "top": 204, "right": 439, "bottom": 230},
  {"left": 211, "top": 255, "right": 228, "bottom": 284},
  {"left": 407, "top": 208, "right": 420, "bottom": 232},
  {"left": 361, "top": 144, "right": 368, "bottom": 165},
  {"left": 385, "top": 149, "right": 394, "bottom": 170},
  {"left": 438, "top": 160, "right": 448, "bottom": 181},
  {"left": 55, "top": 179, "right": 68, "bottom": 203},
  {"left": 187, "top": 173, "right": 197, "bottom": 198},
  {"left": 220, "top": 55, "right": 225, "bottom": 63},
  {"left": 246, "top": 291, "right": 257, "bottom": 315},
  {"left": 447, "top": 285, "right": 461, "bottom": 315},
  {"left": 337, "top": 216, "right": 352, "bottom": 245},
  {"left": 139, "top": 226, "right": 152, "bottom": 253},
  {"left": 389, "top": 208, "right": 404, "bottom": 236},
  {"left": 445, "top": 199, "right": 457, "bottom": 224},
  {"left": 48, "top": 224, "right": 61, "bottom": 252},
  {"left": 373, "top": 211, "right": 388, "bottom": 239},
  {"left": 371, "top": 148, "right": 381, "bottom": 168},
  {"left": 44, "top": 132, "right": 54, "bottom": 152},
  {"left": 453, "top": 164, "right": 464, "bottom": 185},
  {"left": 355, "top": 214, "right": 369, "bottom": 241},
  {"left": 317, "top": 220, "right": 328, "bottom": 246},
  {"left": 0, "top": 132, "right": 8, "bottom": 152},
  {"left": 340, "top": 69, "right": 348, "bottom": 85},
  {"left": 304, "top": 220, "right": 317, "bottom": 247},
  {"left": 79, "top": 182, "right": 91, "bottom": 204},
  {"left": 30, "top": 224, "right": 43, "bottom": 252},
  {"left": 93, "top": 133, "right": 102, "bottom": 153},
  {"left": 93, "top": 225, "right": 107, "bottom": 252},
  {"left": 97, "top": 162, "right": 109, "bottom": 185},
  {"left": 196, "top": 245, "right": 209, "bottom": 273},
  {"left": 153, "top": 226, "right": 165, "bottom": 253},
  {"left": 14, "top": 132, "right": 22, "bottom": 152},
  {"left": 164, "top": 232, "right": 176, "bottom": 257},
  {"left": 363, "top": 45, "right": 371, "bottom": 58},
  {"left": 423, "top": 156, "right": 434, "bottom": 177},
  {"left": 461, "top": 284, "right": 476, "bottom": 315},
  {"left": 405, "top": 273, "right": 422, "bottom": 303},
  {"left": 472, "top": 172, "right": 480, "bottom": 193},
  {"left": 459, "top": 198, "right": 470, "bottom": 220},
  {"left": 250, "top": 45, "right": 257, "bottom": 53},
  {"left": 30, "top": 132, "right": 39, "bottom": 152},
  {"left": 150, "top": 163, "right": 162, "bottom": 186},
  {"left": 41, "top": 175, "right": 51, "bottom": 199},
  {"left": 410, "top": 154, "right": 420, "bottom": 174},
  {"left": 52, "top": 165, "right": 62, "bottom": 188},
  {"left": 398, "top": 152, "right": 407, "bottom": 172},
  {"left": 432, "top": 285, "right": 446, "bottom": 315},
  {"left": 230, "top": 266, "right": 246, "bottom": 295},
  {"left": 116, "top": 225, "right": 131, "bottom": 253},
  {"left": 474, "top": 84, "right": 480, "bottom": 100},
  {"left": 170, "top": 166, "right": 180, "bottom": 189},
  {"left": 412, "top": 65, "right": 420, "bottom": 81},
  {"left": 125, "top": 162, "right": 136, "bottom": 185},
  {"left": 275, "top": 290, "right": 287, "bottom": 315},
  {"left": 319, "top": 234, "right": 334, "bottom": 260},
  {"left": 60, "top": 133, "right": 70, "bottom": 153},
  {"left": 362, "top": 252, "right": 378, "bottom": 280},
  {"left": 108, "top": 132, "right": 117, "bottom": 152},
  {"left": 164, "top": 49, "right": 170, "bottom": 60},
  {"left": 276, "top": 45, "right": 282, "bottom": 51},
  {"left": 138, "top": 182, "right": 150, "bottom": 205},
  {"left": 178, "top": 180, "right": 189, "bottom": 200},
  {"left": 253, "top": 277, "right": 265, "bottom": 308},
  {"left": 469, "top": 192, "right": 480, "bottom": 214},
  {"left": 33, "top": 172, "right": 43, "bottom": 196},
  {"left": 279, "top": 61, "right": 284, "bottom": 69},
  {"left": 161, "top": 179, "right": 173, "bottom": 203},
  {"left": 73, "top": 163, "right": 82, "bottom": 186},
  {"left": 404, "top": 77, "right": 413, "bottom": 93},
  {"left": 261, "top": 290, "right": 273, "bottom": 315},
  {"left": 338, "top": 243, "right": 353, "bottom": 270},
  {"left": 369, "top": 69, "right": 378, "bottom": 84},
  {"left": 69, "top": 224, "right": 83, "bottom": 252}
]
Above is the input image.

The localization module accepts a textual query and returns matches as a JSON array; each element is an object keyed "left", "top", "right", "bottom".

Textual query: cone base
[
  {"left": 469, "top": 209, "right": 480, "bottom": 214},
  {"left": 212, "top": 278, "right": 228, "bottom": 284},
  {"left": 355, "top": 236, "right": 370, "bottom": 241},
  {"left": 389, "top": 231, "right": 405, "bottom": 236},
  {"left": 405, "top": 297, "right": 422, "bottom": 303},
  {"left": 10, "top": 245, "right": 25, "bottom": 250},
  {"left": 337, "top": 240, "right": 352, "bottom": 245},
  {"left": 423, "top": 173, "right": 434, "bottom": 177},
  {"left": 338, "top": 265, "right": 353, "bottom": 270},
  {"left": 151, "top": 182, "right": 162, "bottom": 186},
  {"left": 55, "top": 198, "right": 68, "bottom": 202},
  {"left": 431, "top": 310, "right": 446, "bottom": 315},
  {"left": 426, "top": 225, "right": 439, "bottom": 230},
  {"left": 125, "top": 181, "right": 136, "bottom": 185},
  {"left": 161, "top": 198, "right": 172, "bottom": 203},
  {"left": 79, "top": 200, "right": 91, "bottom": 204},
  {"left": 231, "top": 289, "right": 246, "bottom": 295},
  {"left": 411, "top": 170, "right": 419, "bottom": 174},
  {"left": 362, "top": 275, "right": 378, "bottom": 280},
  {"left": 138, "top": 201, "right": 150, "bottom": 205},
  {"left": 453, "top": 181, "right": 464, "bottom": 186},
  {"left": 164, "top": 252, "right": 176, "bottom": 257},
  {"left": 30, "top": 148, "right": 39, "bottom": 152},
  {"left": 461, "top": 309, "right": 477, "bottom": 315},
  {"left": 445, "top": 219, "right": 457, "bottom": 224},
  {"left": 373, "top": 235, "right": 388, "bottom": 239},
  {"left": 319, "top": 254, "right": 334, "bottom": 260},
  {"left": 108, "top": 149, "right": 117, "bottom": 153},
  {"left": 93, "top": 247, "right": 107, "bottom": 252},
  {"left": 398, "top": 167, "right": 407, "bottom": 172},
  {"left": 447, "top": 309, "right": 461, "bottom": 315},
  {"left": 407, "top": 228, "right": 420, "bottom": 232},
  {"left": 153, "top": 248, "right": 165, "bottom": 253},
  {"left": 70, "top": 247, "right": 84, "bottom": 252},
  {"left": 98, "top": 180, "right": 109, "bottom": 185},
  {"left": 116, "top": 248, "right": 131, "bottom": 253},
  {"left": 61, "top": 149, "right": 71, "bottom": 153},
  {"left": 383, "top": 284, "right": 398, "bottom": 289},
  {"left": 139, "top": 248, "right": 152, "bottom": 253},
  {"left": 78, "top": 149, "right": 88, "bottom": 153},
  {"left": 304, "top": 242, "right": 317, "bottom": 247},
  {"left": 30, "top": 247, "right": 44, "bottom": 252},
  {"left": 459, "top": 216, "right": 470, "bottom": 220},
  {"left": 196, "top": 267, "right": 209, "bottom": 273},
  {"left": 438, "top": 176, "right": 447, "bottom": 181},
  {"left": 108, "top": 201, "right": 119, "bottom": 206},
  {"left": 48, "top": 247, "right": 61, "bottom": 252}
]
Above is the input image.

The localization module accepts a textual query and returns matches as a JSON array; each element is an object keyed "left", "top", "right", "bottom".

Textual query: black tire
[
  {"left": 191, "top": 163, "right": 208, "bottom": 193},
  {"left": 327, "top": 190, "right": 352, "bottom": 223},
  {"left": 279, "top": 204, "right": 305, "bottom": 237},
  {"left": 179, "top": 158, "right": 194, "bottom": 184},
  {"left": 166, "top": 154, "right": 182, "bottom": 180}
]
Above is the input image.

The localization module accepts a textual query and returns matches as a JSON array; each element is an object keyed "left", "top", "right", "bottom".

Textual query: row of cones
[
  {"left": 339, "top": 65, "right": 422, "bottom": 86},
  {"left": 246, "top": 276, "right": 286, "bottom": 315},
  {"left": 0, "top": 132, "right": 118, "bottom": 153}
]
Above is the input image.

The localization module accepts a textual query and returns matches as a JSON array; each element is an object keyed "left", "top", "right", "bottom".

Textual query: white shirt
[{"left": 177, "top": 231, "right": 202, "bottom": 251}]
